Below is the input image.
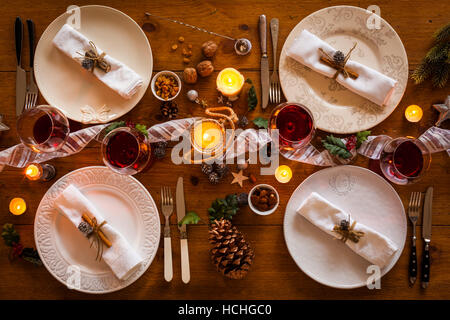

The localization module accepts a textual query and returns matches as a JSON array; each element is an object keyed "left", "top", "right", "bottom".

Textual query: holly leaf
[
  {"left": 104, "top": 121, "right": 125, "bottom": 134},
  {"left": 356, "top": 130, "right": 371, "bottom": 148},
  {"left": 322, "top": 135, "right": 352, "bottom": 159},
  {"left": 135, "top": 124, "right": 149, "bottom": 138},
  {"left": 253, "top": 117, "right": 268, "bottom": 129},
  {"left": 178, "top": 211, "right": 201, "bottom": 227},
  {"left": 246, "top": 78, "right": 258, "bottom": 111},
  {"left": 2, "top": 223, "right": 20, "bottom": 247}
]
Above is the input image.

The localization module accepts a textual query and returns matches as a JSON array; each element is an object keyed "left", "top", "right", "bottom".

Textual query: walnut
[
  {"left": 196, "top": 60, "right": 214, "bottom": 77},
  {"left": 202, "top": 40, "right": 218, "bottom": 58},
  {"left": 183, "top": 67, "right": 198, "bottom": 84}
]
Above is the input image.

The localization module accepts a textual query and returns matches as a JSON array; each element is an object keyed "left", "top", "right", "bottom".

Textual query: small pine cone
[
  {"left": 81, "top": 58, "right": 94, "bottom": 71},
  {"left": 208, "top": 172, "right": 220, "bottom": 184},
  {"left": 209, "top": 219, "right": 254, "bottom": 279},
  {"left": 238, "top": 115, "right": 249, "bottom": 128},
  {"left": 333, "top": 50, "right": 345, "bottom": 66},
  {"left": 152, "top": 141, "right": 168, "bottom": 159},
  {"left": 201, "top": 163, "right": 214, "bottom": 175},
  {"left": 214, "top": 163, "right": 228, "bottom": 178},
  {"left": 160, "top": 101, "right": 178, "bottom": 119},
  {"left": 236, "top": 193, "right": 248, "bottom": 207}
]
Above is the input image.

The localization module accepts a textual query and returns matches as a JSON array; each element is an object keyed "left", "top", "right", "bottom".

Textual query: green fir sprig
[{"left": 411, "top": 23, "right": 450, "bottom": 88}]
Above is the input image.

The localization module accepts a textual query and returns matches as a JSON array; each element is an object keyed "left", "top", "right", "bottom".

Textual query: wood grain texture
[{"left": 0, "top": 0, "right": 449, "bottom": 300}]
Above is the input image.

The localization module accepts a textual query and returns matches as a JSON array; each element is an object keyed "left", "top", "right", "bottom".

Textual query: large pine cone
[{"left": 209, "top": 219, "right": 254, "bottom": 279}]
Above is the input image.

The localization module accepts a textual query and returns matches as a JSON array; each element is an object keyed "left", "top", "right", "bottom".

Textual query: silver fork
[
  {"left": 25, "top": 19, "right": 38, "bottom": 110},
  {"left": 408, "top": 191, "right": 421, "bottom": 285},
  {"left": 269, "top": 18, "right": 281, "bottom": 104},
  {"left": 161, "top": 186, "right": 174, "bottom": 282}
]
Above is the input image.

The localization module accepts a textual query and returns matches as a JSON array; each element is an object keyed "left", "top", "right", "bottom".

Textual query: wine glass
[
  {"left": 17, "top": 105, "right": 70, "bottom": 153},
  {"left": 269, "top": 102, "right": 315, "bottom": 150},
  {"left": 379, "top": 137, "right": 431, "bottom": 185},
  {"left": 101, "top": 126, "right": 151, "bottom": 175}
]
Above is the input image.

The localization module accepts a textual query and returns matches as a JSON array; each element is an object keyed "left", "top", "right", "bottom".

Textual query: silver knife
[
  {"left": 176, "top": 177, "right": 190, "bottom": 284},
  {"left": 15, "top": 17, "right": 26, "bottom": 116},
  {"left": 259, "top": 15, "right": 269, "bottom": 109},
  {"left": 421, "top": 186, "right": 433, "bottom": 288}
]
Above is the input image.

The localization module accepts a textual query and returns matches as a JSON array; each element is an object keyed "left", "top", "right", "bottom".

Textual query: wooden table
[{"left": 0, "top": 0, "right": 449, "bottom": 300}]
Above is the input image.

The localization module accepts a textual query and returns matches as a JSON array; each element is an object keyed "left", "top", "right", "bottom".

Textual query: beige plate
[
  {"left": 279, "top": 5, "right": 408, "bottom": 134},
  {"left": 34, "top": 5, "right": 152, "bottom": 123},
  {"left": 284, "top": 166, "right": 406, "bottom": 289}
]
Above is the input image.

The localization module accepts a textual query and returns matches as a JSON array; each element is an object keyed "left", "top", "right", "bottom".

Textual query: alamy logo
[
  {"left": 366, "top": 265, "right": 381, "bottom": 289},
  {"left": 366, "top": 5, "right": 381, "bottom": 30},
  {"left": 66, "top": 5, "right": 81, "bottom": 29},
  {"left": 66, "top": 265, "right": 81, "bottom": 290}
]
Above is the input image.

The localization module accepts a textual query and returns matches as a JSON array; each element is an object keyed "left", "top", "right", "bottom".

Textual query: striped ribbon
[
  {"left": 0, "top": 118, "right": 448, "bottom": 171},
  {"left": 0, "top": 118, "right": 198, "bottom": 170}
]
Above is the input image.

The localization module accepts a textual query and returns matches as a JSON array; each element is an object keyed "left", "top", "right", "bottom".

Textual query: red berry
[{"left": 346, "top": 135, "right": 357, "bottom": 151}]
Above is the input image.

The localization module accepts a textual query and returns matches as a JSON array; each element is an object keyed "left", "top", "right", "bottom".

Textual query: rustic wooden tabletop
[{"left": 0, "top": 0, "right": 449, "bottom": 300}]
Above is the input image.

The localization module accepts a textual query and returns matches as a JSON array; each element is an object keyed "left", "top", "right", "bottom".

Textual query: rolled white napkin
[
  {"left": 286, "top": 29, "right": 397, "bottom": 106},
  {"left": 52, "top": 24, "right": 143, "bottom": 99},
  {"left": 54, "top": 184, "right": 143, "bottom": 280},
  {"left": 296, "top": 192, "right": 398, "bottom": 268}
]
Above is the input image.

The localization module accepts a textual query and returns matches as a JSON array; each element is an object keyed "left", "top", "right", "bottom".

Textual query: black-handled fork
[{"left": 407, "top": 192, "right": 421, "bottom": 285}]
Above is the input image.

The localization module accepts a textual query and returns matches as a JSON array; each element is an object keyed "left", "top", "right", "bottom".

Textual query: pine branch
[
  {"left": 432, "top": 62, "right": 450, "bottom": 88},
  {"left": 425, "top": 42, "right": 449, "bottom": 62},
  {"left": 433, "top": 22, "right": 450, "bottom": 44}
]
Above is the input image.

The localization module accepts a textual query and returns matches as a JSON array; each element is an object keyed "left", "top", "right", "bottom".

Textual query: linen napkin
[
  {"left": 296, "top": 192, "right": 398, "bottom": 268},
  {"left": 54, "top": 184, "right": 143, "bottom": 280},
  {"left": 286, "top": 29, "right": 397, "bottom": 106},
  {"left": 52, "top": 24, "right": 143, "bottom": 99}
]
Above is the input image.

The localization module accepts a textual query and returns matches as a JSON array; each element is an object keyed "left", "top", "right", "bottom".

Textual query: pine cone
[
  {"left": 208, "top": 172, "right": 220, "bottom": 184},
  {"left": 153, "top": 141, "right": 168, "bottom": 159},
  {"left": 201, "top": 163, "right": 214, "bottom": 175},
  {"left": 209, "top": 219, "right": 254, "bottom": 279},
  {"left": 160, "top": 101, "right": 178, "bottom": 119},
  {"left": 214, "top": 163, "right": 228, "bottom": 178},
  {"left": 333, "top": 50, "right": 345, "bottom": 66}
]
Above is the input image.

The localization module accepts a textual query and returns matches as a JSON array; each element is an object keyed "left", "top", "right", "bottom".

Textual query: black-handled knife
[
  {"left": 15, "top": 17, "right": 23, "bottom": 65},
  {"left": 421, "top": 186, "right": 433, "bottom": 288},
  {"left": 26, "top": 19, "right": 35, "bottom": 67},
  {"left": 15, "top": 17, "right": 26, "bottom": 116}
]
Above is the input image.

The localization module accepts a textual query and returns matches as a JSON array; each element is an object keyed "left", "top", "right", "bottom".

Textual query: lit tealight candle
[
  {"left": 405, "top": 105, "right": 423, "bottom": 122},
  {"left": 9, "top": 198, "right": 27, "bottom": 216},
  {"left": 275, "top": 165, "right": 293, "bottom": 183},
  {"left": 216, "top": 68, "right": 245, "bottom": 101},
  {"left": 192, "top": 120, "right": 224, "bottom": 153},
  {"left": 25, "top": 163, "right": 43, "bottom": 181}
]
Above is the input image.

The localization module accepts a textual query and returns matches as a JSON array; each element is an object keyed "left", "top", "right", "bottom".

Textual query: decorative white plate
[
  {"left": 283, "top": 165, "right": 406, "bottom": 289},
  {"left": 279, "top": 6, "right": 408, "bottom": 134},
  {"left": 34, "top": 166, "right": 160, "bottom": 294},
  {"left": 34, "top": 5, "right": 152, "bottom": 123}
]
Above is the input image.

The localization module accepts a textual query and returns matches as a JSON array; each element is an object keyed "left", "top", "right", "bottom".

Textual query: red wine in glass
[
  {"left": 17, "top": 105, "right": 70, "bottom": 153},
  {"left": 102, "top": 127, "right": 151, "bottom": 175},
  {"left": 106, "top": 131, "right": 140, "bottom": 168},
  {"left": 379, "top": 138, "right": 431, "bottom": 185},
  {"left": 393, "top": 140, "right": 424, "bottom": 177},
  {"left": 269, "top": 103, "right": 315, "bottom": 149}
]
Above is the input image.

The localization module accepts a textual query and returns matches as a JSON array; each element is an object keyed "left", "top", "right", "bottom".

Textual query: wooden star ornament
[
  {"left": 433, "top": 95, "right": 450, "bottom": 127},
  {"left": 0, "top": 115, "right": 9, "bottom": 132},
  {"left": 231, "top": 170, "right": 248, "bottom": 188}
]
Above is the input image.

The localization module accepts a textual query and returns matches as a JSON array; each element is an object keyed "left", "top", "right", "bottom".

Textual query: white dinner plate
[
  {"left": 283, "top": 165, "right": 406, "bottom": 289},
  {"left": 34, "top": 5, "right": 152, "bottom": 123},
  {"left": 279, "top": 6, "right": 408, "bottom": 134},
  {"left": 34, "top": 166, "right": 160, "bottom": 294}
]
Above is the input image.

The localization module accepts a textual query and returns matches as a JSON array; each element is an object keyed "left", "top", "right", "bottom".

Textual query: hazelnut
[
  {"left": 171, "top": 44, "right": 178, "bottom": 51},
  {"left": 178, "top": 36, "right": 185, "bottom": 43},
  {"left": 183, "top": 67, "right": 198, "bottom": 84},
  {"left": 196, "top": 60, "right": 214, "bottom": 77},
  {"left": 202, "top": 40, "right": 218, "bottom": 58}
]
